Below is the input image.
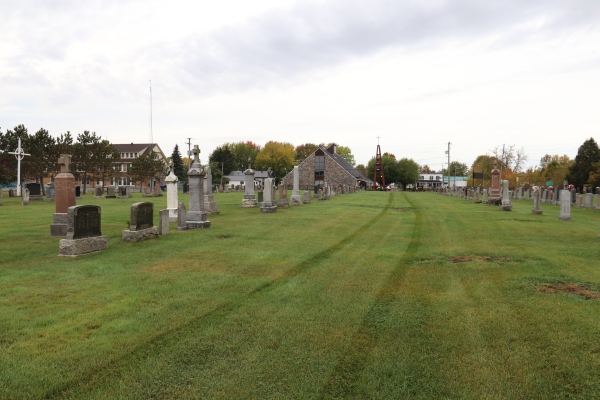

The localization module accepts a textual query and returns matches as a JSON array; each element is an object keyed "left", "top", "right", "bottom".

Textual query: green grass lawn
[{"left": 2, "top": 190, "right": 600, "bottom": 399}]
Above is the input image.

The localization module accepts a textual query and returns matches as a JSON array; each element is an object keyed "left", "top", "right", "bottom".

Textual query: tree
[
  {"left": 92, "top": 140, "right": 120, "bottom": 189},
  {"left": 254, "top": 141, "right": 295, "bottom": 182},
  {"left": 209, "top": 144, "right": 234, "bottom": 176},
  {"left": 229, "top": 141, "right": 261, "bottom": 172},
  {"left": 490, "top": 145, "right": 528, "bottom": 173},
  {"left": 171, "top": 144, "right": 187, "bottom": 181},
  {"left": 567, "top": 138, "right": 600, "bottom": 188},
  {"left": 24, "top": 128, "right": 55, "bottom": 195},
  {"left": 335, "top": 145, "right": 356, "bottom": 167},
  {"left": 470, "top": 155, "right": 497, "bottom": 185},
  {"left": 72, "top": 131, "right": 101, "bottom": 194},
  {"left": 129, "top": 152, "right": 165, "bottom": 192},
  {"left": 397, "top": 158, "right": 420, "bottom": 189},
  {"left": 420, "top": 164, "right": 432, "bottom": 173},
  {"left": 441, "top": 161, "right": 469, "bottom": 177},
  {"left": 295, "top": 143, "right": 318, "bottom": 163},
  {"left": 356, "top": 163, "right": 367, "bottom": 177}
]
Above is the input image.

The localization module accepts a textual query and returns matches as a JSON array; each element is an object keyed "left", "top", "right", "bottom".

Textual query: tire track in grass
[
  {"left": 319, "top": 192, "right": 422, "bottom": 399},
  {"left": 44, "top": 194, "right": 395, "bottom": 399}
]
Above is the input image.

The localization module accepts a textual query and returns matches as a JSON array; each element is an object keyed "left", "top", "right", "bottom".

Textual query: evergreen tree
[
  {"left": 566, "top": 138, "right": 600, "bottom": 188},
  {"left": 170, "top": 144, "right": 187, "bottom": 181}
]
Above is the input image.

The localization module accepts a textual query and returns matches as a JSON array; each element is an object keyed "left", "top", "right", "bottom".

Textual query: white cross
[{"left": 8, "top": 138, "right": 31, "bottom": 196}]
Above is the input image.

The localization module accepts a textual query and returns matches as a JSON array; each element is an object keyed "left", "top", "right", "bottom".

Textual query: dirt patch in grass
[
  {"left": 449, "top": 255, "right": 512, "bottom": 263},
  {"left": 537, "top": 283, "right": 600, "bottom": 300},
  {"left": 215, "top": 234, "right": 233, "bottom": 239},
  {"left": 395, "top": 207, "right": 413, "bottom": 212}
]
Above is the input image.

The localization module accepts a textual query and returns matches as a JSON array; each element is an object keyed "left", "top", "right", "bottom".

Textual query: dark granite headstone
[
  {"left": 130, "top": 202, "right": 153, "bottom": 231},
  {"left": 26, "top": 183, "right": 41, "bottom": 196},
  {"left": 9, "top": 189, "right": 14, "bottom": 197},
  {"left": 75, "top": 186, "right": 81, "bottom": 198},
  {"left": 119, "top": 186, "right": 127, "bottom": 197},
  {"left": 257, "top": 191, "right": 263, "bottom": 202},
  {"left": 183, "top": 183, "right": 189, "bottom": 194},
  {"left": 67, "top": 205, "right": 102, "bottom": 239}
]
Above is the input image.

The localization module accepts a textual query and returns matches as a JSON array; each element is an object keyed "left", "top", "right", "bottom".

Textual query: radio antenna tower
[
  {"left": 149, "top": 80, "right": 153, "bottom": 144},
  {"left": 373, "top": 136, "right": 385, "bottom": 190}
]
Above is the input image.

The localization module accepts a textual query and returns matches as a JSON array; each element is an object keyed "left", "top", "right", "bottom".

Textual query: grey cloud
[{"left": 170, "top": 0, "right": 600, "bottom": 95}]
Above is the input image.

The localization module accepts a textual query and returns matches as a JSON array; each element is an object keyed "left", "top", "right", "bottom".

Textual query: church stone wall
[{"left": 282, "top": 152, "right": 357, "bottom": 190}]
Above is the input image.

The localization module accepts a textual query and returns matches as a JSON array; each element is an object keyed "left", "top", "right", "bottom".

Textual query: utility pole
[
  {"left": 185, "top": 138, "right": 194, "bottom": 171},
  {"left": 149, "top": 80, "right": 153, "bottom": 145},
  {"left": 445, "top": 142, "right": 451, "bottom": 188}
]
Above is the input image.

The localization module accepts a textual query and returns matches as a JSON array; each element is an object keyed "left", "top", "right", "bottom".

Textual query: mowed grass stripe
[{"left": 39, "top": 192, "right": 403, "bottom": 398}]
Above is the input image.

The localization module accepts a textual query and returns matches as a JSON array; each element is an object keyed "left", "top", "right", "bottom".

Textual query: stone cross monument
[
  {"left": 51, "top": 154, "right": 77, "bottom": 236},
  {"left": 165, "top": 160, "right": 179, "bottom": 222},
  {"left": 532, "top": 186, "right": 543, "bottom": 215},
  {"left": 8, "top": 138, "right": 31, "bottom": 196}
]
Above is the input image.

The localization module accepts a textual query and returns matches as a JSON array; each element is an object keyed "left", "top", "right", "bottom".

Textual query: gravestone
[
  {"left": 183, "top": 183, "right": 189, "bottom": 194},
  {"left": 559, "top": 190, "right": 572, "bottom": 221},
  {"left": 22, "top": 188, "right": 29, "bottom": 205},
  {"left": 318, "top": 189, "right": 323, "bottom": 200},
  {"left": 122, "top": 202, "right": 159, "bottom": 242},
  {"left": 571, "top": 189, "right": 576, "bottom": 204},
  {"left": 176, "top": 202, "right": 188, "bottom": 231},
  {"left": 59, "top": 205, "right": 107, "bottom": 256},
  {"left": 575, "top": 194, "right": 582, "bottom": 207},
  {"left": 203, "top": 165, "right": 219, "bottom": 214},
  {"left": 185, "top": 145, "right": 210, "bottom": 228},
  {"left": 260, "top": 178, "right": 277, "bottom": 213},
  {"left": 241, "top": 159, "right": 258, "bottom": 208},
  {"left": 106, "top": 186, "right": 116, "bottom": 198},
  {"left": 303, "top": 191, "right": 311, "bottom": 204},
  {"left": 290, "top": 166, "right": 303, "bottom": 206},
  {"left": 257, "top": 190, "right": 264, "bottom": 204},
  {"left": 9, "top": 189, "right": 14, "bottom": 197},
  {"left": 277, "top": 184, "right": 289, "bottom": 208},
  {"left": 158, "top": 209, "right": 170, "bottom": 235},
  {"left": 153, "top": 183, "right": 162, "bottom": 196},
  {"left": 0, "top": 188, "right": 3, "bottom": 206},
  {"left": 165, "top": 161, "right": 179, "bottom": 221},
  {"left": 501, "top": 180, "right": 512, "bottom": 211},
  {"left": 532, "top": 186, "right": 543, "bottom": 215},
  {"left": 75, "top": 186, "right": 81, "bottom": 198},
  {"left": 26, "top": 183, "right": 43, "bottom": 201},
  {"left": 51, "top": 155, "right": 77, "bottom": 236},
  {"left": 45, "top": 182, "right": 55, "bottom": 200},
  {"left": 584, "top": 193, "right": 593, "bottom": 208},
  {"left": 94, "top": 187, "right": 103, "bottom": 198},
  {"left": 482, "top": 189, "right": 488, "bottom": 203},
  {"left": 144, "top": 187, "right": 152, "bottom": 196}
]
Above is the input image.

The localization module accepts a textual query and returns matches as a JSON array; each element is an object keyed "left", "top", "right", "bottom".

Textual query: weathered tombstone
[
  {"left": 482, "top": 189, "right": 488, "bottom": 203},
  {"left": 553, "top": 187, "right": 559, "bottom": 204},
  {"left": 501, "top": 180, "right": 512, "bottom": 211},
  {"left": 158, "top": 209, "right": 170, "bottom": 235},
  {"left": 144, "top": 186, "right": 152, "bottom": 196},
  {"left": 277, "top": 184, "right": 289, "bottom": 208},
  {"left": 94, "top": 187, "right": 103, "bottom": 198},
  {"left": 122, "top": 202, "right": 158, "bottom": 242},
  {"left": 118, "top": 186, "right": 127, "bottom": 198},
  {"left": 22, "top": 188, "right": 29, "bottom": 205},
  {"left": 257, "top": 190, "right": 264, "bottom": 204},
  {"left": 75, "top": 186, "right": 81, "bottom": 198},
  {"left": 488, "top": 161, "right": 501, "bottom": 205},
  {"left": 532, "top": 186, "right": 543, "bottom": 215},
  {"left": 241, "top": 159, "right": 258, "bottom": 208},
  {"left": 203, "top": 165, "right": 219, "bottom": 214},
  {"left": 575, "top": 194, "right": 582, "bottom": 207},
  {"left": 185, "top": 145, "right": 210, "bottom": 228},
  {"left": 318, "top": 188, "right": 324, "bottom": 200},
  {"left": 9, "top": 189, "right": 14, "bottom": 197},
  {"left": 0, "top": 188, "right": 3, "bottom": 206},
  {"left": 585, "top": 193, "right": 593, "bottom": 208},
  {"left": 559, "top": 190, "right": 572, "bottom": 221},
  {"left": 290, "top": 166, "right": 303, "bottom": 206},
  {"left": 45, "top": 182, "right": 55, "bottom": 200},
  {"left": 571, "top": 189, "right": 576, "bottom": 204},
  {"left": 176, "top": 202, "right": 188, "bottom": 231},
  {"left": 260, "top": 178, "right": 277, "bottom": 213},
  {"left": 153, "top": 183, "right": 162, "bottom": 196},
  {"left": 106, "top": 186, "right": 116, "bottom": 198},
  {"left": 303, "top": 191, "right": 311, "bottom": 204},
  {"left": 59, "top": 205, "right": 108, "bottom": 256},
  {"left": 183, "top": 183, "right": 189, "bottom": 194}
]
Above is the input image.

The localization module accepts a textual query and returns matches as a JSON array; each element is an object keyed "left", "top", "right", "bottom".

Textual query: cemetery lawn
[{"left": 2, "top": 191, "right": 600, "bottom": 399}]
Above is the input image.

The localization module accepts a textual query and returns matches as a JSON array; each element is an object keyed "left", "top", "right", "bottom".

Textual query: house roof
[
  {"left": 226, "top": 170, "right": 270, "bottom": 180},
  {"left": 112, "top": 143, "right": 168, "bottom": 163}
]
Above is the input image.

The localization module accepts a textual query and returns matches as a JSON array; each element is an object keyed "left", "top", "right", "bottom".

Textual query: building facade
[{"left": 110, "top": 143, "right": 168, "bottom": 187}]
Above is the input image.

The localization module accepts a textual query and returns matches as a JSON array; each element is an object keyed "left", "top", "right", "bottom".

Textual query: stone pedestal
[
  {"left": 59, "top": 236, "right": 108, "bottom": 256},
  {"left": 260, "top": 178, "right": 277, "bottom": 213},
  {"left": 488, "top": 162, "right": 501, "bottom": 205},
  {"left": 501, "top": 180, "right": 512, "bottom": 211},
  {"left": 290, "top": 166, "right": 302, "bottom": 205},
  {"left": 122, "top": 227, "right": 159, "bottom": 242},
  {"left": 532, "top": 187, "right": 543, "bottom": 215},
  {"left": 186, "top": 145, "right": 211, "bottom": 229},
  {"left": 204, "top": 194, "right": 220, "bottom": 214},
  {"left": 241, "top": 166, "right": 258, "bottom": 208}
]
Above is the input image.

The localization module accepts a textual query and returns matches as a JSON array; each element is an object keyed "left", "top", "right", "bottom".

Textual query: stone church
[{"left": 282, "top": 144, "right": 370, "bottom": 190}]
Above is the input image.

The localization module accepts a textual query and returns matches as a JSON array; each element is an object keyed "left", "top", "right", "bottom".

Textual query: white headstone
[{"left": 559, "top": 189, "right": 572, "bottom": 221}]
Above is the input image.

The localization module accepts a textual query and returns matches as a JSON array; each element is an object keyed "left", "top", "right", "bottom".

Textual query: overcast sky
[{"left": 2, "top": 0, "right": 599, "bottom": 170}]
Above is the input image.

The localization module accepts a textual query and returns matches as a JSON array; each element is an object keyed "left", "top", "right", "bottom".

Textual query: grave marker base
[
  {"left": 122, "top": 227, "right": 159, "bottom": 242},
  {"left": 59, "top": 236, "right": 108, "bottom": 256}
]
